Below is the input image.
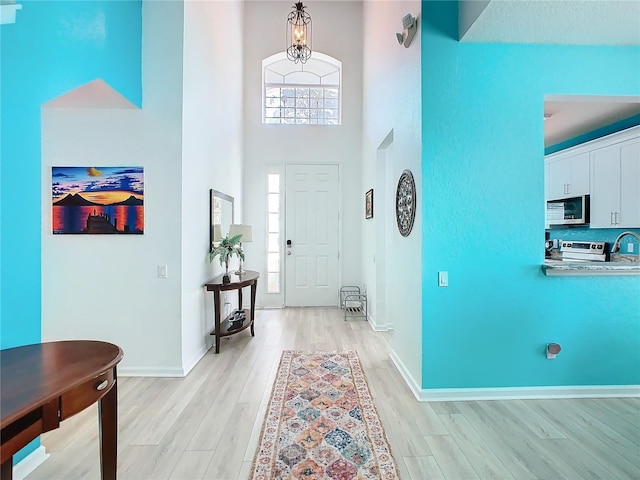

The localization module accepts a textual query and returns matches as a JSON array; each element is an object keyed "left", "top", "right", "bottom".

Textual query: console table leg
[
  {"left": 250, "top": 282, "right": 257, "bottom": 337},
  {"left": 1, "top": 457, "right": 13, "bottom": 480},
  {"left": 99, "top": 376, "right": 118, "bottom": 480},
  {"left": 214, "top": 290, "right": 222, "bottom": 354}
]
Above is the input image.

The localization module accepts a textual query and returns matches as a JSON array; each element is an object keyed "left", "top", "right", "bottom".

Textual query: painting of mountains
[{"left": 52, "top": 166, "right": 144, "bottom": 234}]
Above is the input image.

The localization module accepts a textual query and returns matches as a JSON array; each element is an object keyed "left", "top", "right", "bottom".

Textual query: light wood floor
[{"left": 26, "top": 308, "right": 640, "bottom": 480}]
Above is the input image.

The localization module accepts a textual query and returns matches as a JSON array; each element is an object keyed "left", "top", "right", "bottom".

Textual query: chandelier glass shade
[{"left": 286, "top": 2, "right": 312, "bottom": 64}]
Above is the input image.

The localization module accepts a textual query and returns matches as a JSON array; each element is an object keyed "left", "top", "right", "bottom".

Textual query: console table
[
  {"left": 0, "top": 340, "right": 124, "bottom": 480},
  {"left": 205, "top": 270, "right": 259, "bottom": 354}
]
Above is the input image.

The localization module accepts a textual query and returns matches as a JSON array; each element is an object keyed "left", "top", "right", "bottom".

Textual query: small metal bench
[{"left": 339, "top": 286, "right": 367, "bottom": 321}]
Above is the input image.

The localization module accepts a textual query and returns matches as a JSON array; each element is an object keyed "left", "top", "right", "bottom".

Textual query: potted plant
[{"left": 209, "top": 233, "right": 244, "bottom": 283}]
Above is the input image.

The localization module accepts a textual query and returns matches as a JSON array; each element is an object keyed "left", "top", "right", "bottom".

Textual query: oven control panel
[
  {"left": 560, "top": 241, "right": 607, "bottom": 253},
  {"left": 560, "top": 241, "right": 609, "bottom": 262}
]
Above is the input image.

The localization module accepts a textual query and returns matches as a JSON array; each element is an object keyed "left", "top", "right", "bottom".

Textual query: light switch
[
  {"left": 158, "top": 265, "right": 168, "bottom": 279},
  {"left": 438, "top": 271, "right": 448, "bottom": 287}
]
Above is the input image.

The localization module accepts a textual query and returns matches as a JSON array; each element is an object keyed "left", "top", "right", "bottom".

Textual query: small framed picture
[{"left": 365, "top": 189, "right": 373, "bottom": 219}]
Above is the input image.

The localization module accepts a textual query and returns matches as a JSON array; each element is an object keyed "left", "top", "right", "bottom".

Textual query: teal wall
[
  {"left": 0, "top": 0, "right": 142, "bottom": 464},
  {"left": 421, "top": 1, "right": 640, "bottom": 389}
]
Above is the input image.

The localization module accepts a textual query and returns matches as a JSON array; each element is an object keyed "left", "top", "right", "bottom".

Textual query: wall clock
[{"left": 395, "top": 169, "right": 416, "bottom": 237}]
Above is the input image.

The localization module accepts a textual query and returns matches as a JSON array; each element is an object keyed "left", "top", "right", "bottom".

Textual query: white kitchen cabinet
[
  {"left": 546, "top": 152, "right": 590, "bottom": 200},
  {"left": 544, "top": 163, "right": 550, "bottom": 201},
  {"left": 590, "top": 138, "right": 640, "bottom": 228}
]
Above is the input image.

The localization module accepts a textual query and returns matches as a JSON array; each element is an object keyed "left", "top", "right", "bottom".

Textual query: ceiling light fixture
[{"left": 286, "top": 2, "right": 312, "bottom": 64}]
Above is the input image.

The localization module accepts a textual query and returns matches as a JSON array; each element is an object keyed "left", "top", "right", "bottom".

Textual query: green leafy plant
[{"left": 209, "top": 234, "right": 245, "bottom": 271}]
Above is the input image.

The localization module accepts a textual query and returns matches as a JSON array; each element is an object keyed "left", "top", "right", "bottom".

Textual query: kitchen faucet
[{"left": 610, "top": 231, "right": 640, "bottom": 253}]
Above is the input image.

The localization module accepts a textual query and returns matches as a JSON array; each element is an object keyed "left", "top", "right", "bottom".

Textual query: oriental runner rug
[{"left": 250, "top": 350, "right": 401, "bottom": 480}]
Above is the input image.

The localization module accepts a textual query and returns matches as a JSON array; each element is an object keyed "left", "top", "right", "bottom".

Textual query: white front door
[{"left": 285, "top": 164, "right": 340, "bottom": 306}]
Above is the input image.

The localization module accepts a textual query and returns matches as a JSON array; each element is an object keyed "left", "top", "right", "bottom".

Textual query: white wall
[
  {"left": 361, "top": 1, "right": 422, "bottom": 383},
  {"left": 242, "top": 1, "right": 363, "bottom": 308},
  {"left": 40, "top": 0, "right": 414, "bottom": 378},
  {"left": 181, "top": 0, "right": 245, "bottom": 373},
  {"left": 41, "top": 0, "right": 186, "bottom": 375}
]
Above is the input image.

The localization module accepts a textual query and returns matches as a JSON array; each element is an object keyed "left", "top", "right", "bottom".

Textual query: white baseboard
[
  {"left": 368, "top": 321, "right": 391, "bottom": 332},
  {"left": 118, "top": 366, "right": 186, "bottom": 377},
  {"left": 14, "top": 446, "right": 48, "bottom": 480},
  {"left": 182, "top": 345, "right": 210, "bottom": 376},
  {"left": 389, "top": 351, "right": 640, "bottom": 401},
  {"left": 118, "top": 345, "right": 211, "bottom": 378},
  {"left": 366, "top": 312, "right": 393, "bottom": 332},
  {"left": 414, "top": 385, "right": 640, "bottom": 401},
  {"left": 389, "top": 349, "right": 423, "bottom": 400}
]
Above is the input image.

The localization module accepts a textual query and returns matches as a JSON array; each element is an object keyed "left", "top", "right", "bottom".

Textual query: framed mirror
[{"left": 210, "top": 189, "right": 234, "bottom": 251}]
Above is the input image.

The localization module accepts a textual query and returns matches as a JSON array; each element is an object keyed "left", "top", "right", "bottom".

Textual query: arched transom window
[{"left": 262, "top": 52, "right": 342, "bottom": 125}]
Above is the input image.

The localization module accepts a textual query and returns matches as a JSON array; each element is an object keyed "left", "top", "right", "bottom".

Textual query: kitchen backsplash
[{"left": 546, "top": 227, "right": 640, "bottom": 255}]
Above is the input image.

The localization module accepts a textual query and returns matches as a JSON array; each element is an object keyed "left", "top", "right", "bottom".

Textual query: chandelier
[{"left": 286, "top": 2, "right": 312, "bottom": 64}]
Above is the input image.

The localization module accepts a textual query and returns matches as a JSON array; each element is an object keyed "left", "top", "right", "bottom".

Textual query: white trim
[
  {"left": 13, "top": 446, "right": 48, "bottom": 480},
  {"left": 266, "top": 171, "right": 282, "bottom": 295},
  {"left": 262, "top": 51, "right": 343, "bottom": 125},
  {"left": 366, "top": 312, "right": 393, "bottom": 332},
  {"left": 414, "top": 385, "right": 640, "bottom": 402},
  {"left": 182, "top": 345, "right": 209, "bottom": 376},
  {"left": 545, "top": 124, "right": 640, "bottom": 159},
  {"left": 0, "top": 3, "right": 22, "bottom": 25},
  {"left": 120, "top": 344, "right": 213, "bottom": 377},
  {"left": 337, "top": 163, "right": 343, "bottom": 309},
  {"left": 389, "top": 351, "right": 640, "bottom": 401},
  {"left": 118, "top": 366, "right": 186, "bottom": 377},
  {"left": 367, "top": 320, "right": 392, "bottom": 332},
  {"left": 389, "top": 349, "right": 423, "bottom": 401}
]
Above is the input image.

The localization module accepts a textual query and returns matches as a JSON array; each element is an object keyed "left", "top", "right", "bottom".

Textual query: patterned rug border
[{"left": 249, "top": 349, "right": 401, "bottom": 480}]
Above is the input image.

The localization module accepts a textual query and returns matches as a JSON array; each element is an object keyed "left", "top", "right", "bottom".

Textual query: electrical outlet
[{"left": 628, "top": 242, "right": 634, "bottom": 253}]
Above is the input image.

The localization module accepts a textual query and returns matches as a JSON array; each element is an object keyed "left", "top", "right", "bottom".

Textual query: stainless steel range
[{"left": 560, "top": 241, "right": 609, "bottom": 262}]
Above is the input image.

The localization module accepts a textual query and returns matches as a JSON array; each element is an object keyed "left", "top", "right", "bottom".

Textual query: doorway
[
  {"left": 284, "top": 164, "right": 340, "bottom": 306},
  {"left": 375, "top": 130, "right": 394, "bottom": 330}
]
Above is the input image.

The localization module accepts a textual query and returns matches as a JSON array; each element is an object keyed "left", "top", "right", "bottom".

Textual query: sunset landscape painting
[{"left": 52, "top": 166, "right": 144, "bottom": 234}]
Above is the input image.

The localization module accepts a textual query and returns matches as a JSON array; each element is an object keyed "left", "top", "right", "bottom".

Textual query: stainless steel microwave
[{"left": 546, "top": 195, "right": 590, "bottom": 226}]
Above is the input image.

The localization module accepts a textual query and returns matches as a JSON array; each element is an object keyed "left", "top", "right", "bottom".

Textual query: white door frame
[{"left": 375, "top": 131, "right": 394, "bottom": 330}]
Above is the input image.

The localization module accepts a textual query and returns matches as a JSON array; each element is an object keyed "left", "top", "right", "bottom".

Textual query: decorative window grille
[
  {"left": 262, "top": 52, "right": 341, "bottom": 126},
  {"left": 266, "top": 173, "right": 281, "bottom": 293}
]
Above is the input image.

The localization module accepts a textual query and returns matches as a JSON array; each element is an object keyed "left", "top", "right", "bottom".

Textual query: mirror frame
[{"left": 210, "top": 189, "right": 235, "bottom": 251}]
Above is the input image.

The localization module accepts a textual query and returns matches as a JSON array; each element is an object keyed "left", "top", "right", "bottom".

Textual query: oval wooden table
[{"left": 0, "top": 340, "right": 124, "bottom": 480}]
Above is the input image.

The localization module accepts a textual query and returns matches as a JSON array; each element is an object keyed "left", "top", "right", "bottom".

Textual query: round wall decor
[{"left": 395, "top": 169, "right": 416, "bottom": 237}]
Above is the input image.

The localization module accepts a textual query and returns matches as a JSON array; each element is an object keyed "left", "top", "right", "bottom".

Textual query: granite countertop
[{"left": 542, "top": 253, "right": 640, "bottom": 276}]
